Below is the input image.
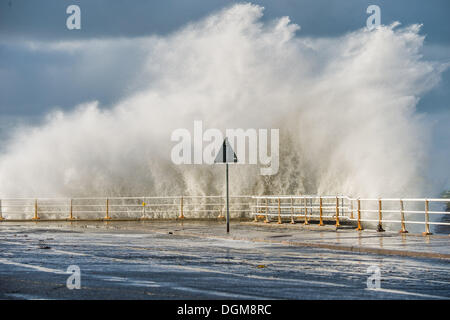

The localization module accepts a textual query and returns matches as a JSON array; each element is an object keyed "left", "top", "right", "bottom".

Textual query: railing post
[
  {"left": 32, "top": 199, "right": 39, "bottom": 220},
  {"left": 141, "top": 199, "right": 146, "bottom": 220},
  {"left": 254, "top": 198, "right": 259, "bottom": 222},
  {"left": 69, "top": 199, "right": 74, "bottom": 220},
  {"left": 319, "top": 197, "right": 324, "bottom": 226},
  {"left": 335, "top": 196, "right": 340, "bottom": 228},
  {"left": 303, "top": 196, "right": 309, "bottom": 225},
  {"left": 179, "top": 196, "right": 184, "bottom": 219},
  {"left": 356, "top": 198, "right": 363, "bottom": 231},
  {"left": 277, "top": 198, "right": 282, "bottom": 224},
  {"left": 264, "top": 198, "right": 269, "bottom": 223},
  {"left": 0, "top": 199, "right": 3, "bottom": 221},
  {"left": 399, "top": 199, "right": 408, "bottom": 233},
  {"left": 350, "top": 199, "right": 354, "bottom": 219},
  {"left": 290, "top": 197, "right": 295, "bottom": 224},
  {"left": 104, "top": 198, "right": 111, "bottom": 220},
  {"left": 217, "top": 196, "right": 224, "bottom": 219},
  {"left": 377, "top": 199, "right": 385, "bottom": 232},
  {"left": 423, "top": 199, "right": 432, "bottom": 236}
]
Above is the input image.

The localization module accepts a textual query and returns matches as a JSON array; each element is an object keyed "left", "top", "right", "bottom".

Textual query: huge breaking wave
[{"left": 0, "top": 3, "right": 446, "bottom": 200}]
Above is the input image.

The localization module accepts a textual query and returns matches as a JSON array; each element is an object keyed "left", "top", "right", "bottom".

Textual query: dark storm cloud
[
  {"left": 0, "top": 0, "right": 231, "bottom": 40},
  {"left": 0, "top": 0, "right": 448, "bottom": 118},
  {"left": 0, "top": 39, "right": 150, "bottom": 116},
  {"left": 1, "top": 0, "right": 449, "bottom": 43}
]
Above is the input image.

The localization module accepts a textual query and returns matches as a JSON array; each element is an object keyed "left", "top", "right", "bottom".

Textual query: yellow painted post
[
  {"left": 69, "top": 199, "right": 74, "bottom": 220},
  {"left": 290, "top": 198, "right": 295, "bottom": 224},
  {"left": 264, "top": 198, "right": 269, "bottom": 223},
  {"left": 141, "top": 199, "right": 146, "bottom": 220},
  {"left": 319, "top": 197, "right": 324, "bottom": 226},
  {"left": 0, "top": 199, "right": 3, "bottom": 221},
  {"left": 303, "top": 196, "right": 309, "bottom": 225},
  {"left": 423, "top": 199, "right": 432, "bottom": 236},
  {"left": 350, "top": 200, "right": 354, "bottom": 219},
  {"left": 277, "top": 198, "right": 282, "bottom": 224},
  {"left": 399, "top": 199, "right": 408, "bottom": 233},
  {"left": 31, "top": 199, "right": 40, "bottom": 220},
  {"left": 335, "top": 196, "right": 340, "bottom": 228},
  {"left": 377, "top": 199, "right": 385, "bottom": 232},
  {"left": 179, "top": 196, "right": 185, "bottom": 219},
  {"left": 356, "top": 199, "right": 363, "bottom": 231},
  {"left": 104, "top": 198, "right": 111, "bottom": 220}
]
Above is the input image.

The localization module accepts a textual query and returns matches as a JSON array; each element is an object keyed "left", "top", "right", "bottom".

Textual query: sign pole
[
  {"left": 226, "top": 162, "right": 229, "bottom": 233},
  {"left": 214, "top": 137, "right": 236, "bottom": 234}
]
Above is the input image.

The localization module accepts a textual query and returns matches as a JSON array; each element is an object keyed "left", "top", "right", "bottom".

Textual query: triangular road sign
[{"left": 214, "top": 138, "right": 238, "bottom": 163}]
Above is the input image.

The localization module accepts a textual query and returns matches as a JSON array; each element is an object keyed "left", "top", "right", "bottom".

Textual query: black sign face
[{"left": 214, "top": 138, "right": 238, "bottom": 164}]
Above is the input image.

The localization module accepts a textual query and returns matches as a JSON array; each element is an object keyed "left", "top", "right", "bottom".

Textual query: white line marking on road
[
  {"left": 366, "top": 288, "right": 449, "bottom": 299},
  {"left": 0, "top": 258, "right": 65, "bottom": 274}
]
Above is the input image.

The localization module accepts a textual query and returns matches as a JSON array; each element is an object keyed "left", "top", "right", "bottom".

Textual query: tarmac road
[{"left": 0, "top": 221, "right": 449, "bottom": 299}]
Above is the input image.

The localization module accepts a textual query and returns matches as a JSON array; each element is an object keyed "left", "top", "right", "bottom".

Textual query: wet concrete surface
[{"left": 0, "top": 221, "right": 449, "bottom": 299}]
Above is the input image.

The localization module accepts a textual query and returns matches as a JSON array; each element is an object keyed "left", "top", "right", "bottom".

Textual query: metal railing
[
  {"left": 0, "top": 196, "right": 252, "bottom": 221},
  {"left": 252, "top": 195, "right": 450, "bottom": 235},
  {"left": 0, "top": 194, "right": 449, "bottom": 235}
]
